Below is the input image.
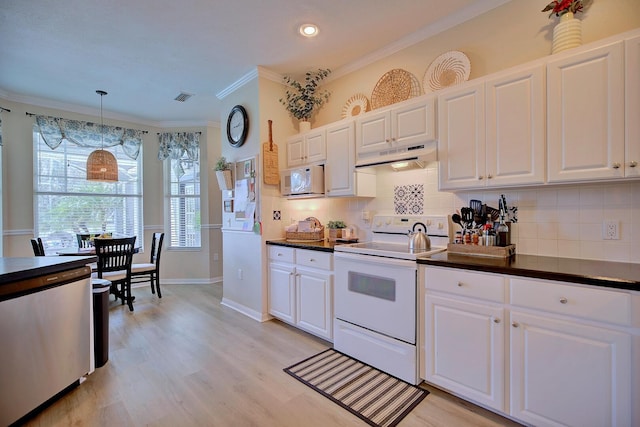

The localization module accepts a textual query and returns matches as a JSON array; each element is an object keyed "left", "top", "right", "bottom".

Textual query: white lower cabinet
[
  {"left": 425, "top": 294, "right": 505, "bottom": 411},
  {"left": 421, "top": 266, "right": 635, "bottom": 427},
  {"left": 510, "top": 311, "right": 631, "bottom": 427},
  {"left": 268, "top": 246, "right": 333, "bottom": 341}
]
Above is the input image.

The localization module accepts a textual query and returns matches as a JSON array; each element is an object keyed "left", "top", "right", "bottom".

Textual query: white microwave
[{"left": 280, "top": 165, "right": 324, "bottom": 197}]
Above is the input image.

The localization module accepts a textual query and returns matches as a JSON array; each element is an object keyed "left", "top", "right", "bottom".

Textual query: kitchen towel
[{"left": 284, "top": 348, "right": 428, "bottom": 427}]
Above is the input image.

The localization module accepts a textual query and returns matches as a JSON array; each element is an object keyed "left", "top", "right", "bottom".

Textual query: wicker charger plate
[
  {"left": 423, "top": 51, "right": 471, "bottom": 93},
  {"left": 370, "top": 69, "right": 422, "bottom": 110},
  {"left": 341, "top": 93, "right": 370, "bottom": 118}
]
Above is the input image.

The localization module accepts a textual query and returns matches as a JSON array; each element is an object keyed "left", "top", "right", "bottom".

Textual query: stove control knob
[
  {"left": 385, "top": 219, "right": 391, "bottom": 225},
  {"left": 437, "top": 222, "right": 444, "bottom": 230},
  {"left": 374, "top": 221, "right": 382, "bottom": 227},
  {"left": 425, "top": 219, "right": 432, "bottom": 226}
]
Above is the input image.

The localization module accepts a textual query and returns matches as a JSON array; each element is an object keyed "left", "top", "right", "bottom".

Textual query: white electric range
[{"left": 333, "top": 215, "right": 449, "bottom": 384}]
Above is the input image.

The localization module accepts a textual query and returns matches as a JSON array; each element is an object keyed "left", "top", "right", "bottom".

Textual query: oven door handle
[{"left": 334, "top": 251, "right": 417, "bottom": 268}]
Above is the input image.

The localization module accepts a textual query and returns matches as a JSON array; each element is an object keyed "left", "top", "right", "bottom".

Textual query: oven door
[{"left": 334, "top": 252, "right": 417, "bottom": 344}]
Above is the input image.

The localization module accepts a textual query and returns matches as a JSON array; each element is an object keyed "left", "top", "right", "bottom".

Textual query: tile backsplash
[{"left": 280, "top": 164, "right": 640, "bottom": 264}]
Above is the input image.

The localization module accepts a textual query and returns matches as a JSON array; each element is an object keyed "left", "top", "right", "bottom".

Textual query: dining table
[{"left": 56, "top": 246, "right": 140, "bottom": 256}]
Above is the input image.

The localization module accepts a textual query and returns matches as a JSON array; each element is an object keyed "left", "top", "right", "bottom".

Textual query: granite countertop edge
[
  {"left": 266, "top": 239, "right": 336, "bottom": 252},
  {"left": 417, "top": 253, "right": 640, "bottom": 292}
]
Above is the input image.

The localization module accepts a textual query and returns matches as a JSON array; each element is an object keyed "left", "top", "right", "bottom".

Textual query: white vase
[
  {"left": 552, "top": 12, "right": 582, "bottom": 54},
  {"left": 298, "top": 120, "right": 311, "bottom": 133}
]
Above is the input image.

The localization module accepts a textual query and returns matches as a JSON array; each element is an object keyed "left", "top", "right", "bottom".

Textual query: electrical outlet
[{"left": 603, "top": 221, "right": 620, "bottom": 240}]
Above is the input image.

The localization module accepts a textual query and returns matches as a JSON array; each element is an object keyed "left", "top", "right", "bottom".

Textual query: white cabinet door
[
  {"left": 286, "top": 136, "right": 305, "bottom": 167},
  {"left": 425, "top": 294, "right": 505, "bottom": 412},
  {"left": 510, "top": 311, "right": 631, "bottom": 427},
  {"left": 391, "top": 98, "right": 436, "bottom": 148},
  {"left": 305, "top": 130, "right": 326, "bottom": 164},
  {"left": 268, "top": 262, "right": 295, "bottom": 323},
  {"left": 485, "top": 64, "right": 545, "bottom": 187},
  {"left": 547, "top": 41, "right": 625, "bottom": 182},
  {"left": 296, "top": 266, "right": 333, "bottom": 340},
  {"left": 438, "top": 82, "right": 486, "bottom": 190},
  {"left": 325, "top": 121, "right": 355, "bottom": 196},
  {"left": 625, "top": 34, "right": 640, "bottom": 178},
  {"left": 356, "top": 109, "right": 391, "bottom": 155},
  {"left": 286, "top": 130, "right": 326, "bottom": 167}
]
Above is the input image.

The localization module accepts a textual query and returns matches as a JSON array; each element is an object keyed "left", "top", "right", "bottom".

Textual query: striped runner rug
[{"left": 284, "top": 348, "right": 429, "bottom": 427}]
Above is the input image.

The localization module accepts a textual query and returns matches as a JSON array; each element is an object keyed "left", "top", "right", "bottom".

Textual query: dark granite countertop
[
  {"left": 0, "top": 256, "right": 97, "bottom": 284},
  {"left": 418, "top": 253, "right": 640, "bottom": 291},
  {"left": 266, "top": 239, "right": 342, "bottom": 253}
]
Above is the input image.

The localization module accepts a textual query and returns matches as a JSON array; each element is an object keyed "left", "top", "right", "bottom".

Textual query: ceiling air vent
[{"left": 174, "top": 92, "right": 194, "bottom": 102}]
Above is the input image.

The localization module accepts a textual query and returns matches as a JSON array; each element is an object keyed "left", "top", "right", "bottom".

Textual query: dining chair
[
  {"left": 77, "top": 233, "right": 101, "bottom": 248},
  {"left": 30, "top": 238, "right": 45, "bottom": 256},
  {"left": 131, "top": 232, "right": 165, "bottom": 298},
  {"left": 93, "top": 236, "right": 137, "bottom": 311}
]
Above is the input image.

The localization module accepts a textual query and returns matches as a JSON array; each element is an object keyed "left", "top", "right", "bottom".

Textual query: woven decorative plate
[
  {"left": 423, "top": 51, "right": 471, "bottom": 93},
  {"left": 341, "top": 93, "right": 370, "bottom": 118},
  {"left": 371, "top": 69, "right": 422, "bottom": 110}
]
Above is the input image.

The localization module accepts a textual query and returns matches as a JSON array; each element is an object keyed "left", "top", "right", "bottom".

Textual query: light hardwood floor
[{"left": 24, "top": 284, "right": 521, "bottom": 426}]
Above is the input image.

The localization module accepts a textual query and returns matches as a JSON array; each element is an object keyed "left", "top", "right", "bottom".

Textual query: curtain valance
[
  {"left": 158, "top": 132, "right": 200, "bottom": 178},
  {"left": 35, "top": 115, "right": 144, "bottom": 160}
]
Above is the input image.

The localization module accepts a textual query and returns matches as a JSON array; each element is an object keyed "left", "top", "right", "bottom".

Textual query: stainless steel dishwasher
[{"left": 0, "top": 266, "right": 92, "bottom": 426}]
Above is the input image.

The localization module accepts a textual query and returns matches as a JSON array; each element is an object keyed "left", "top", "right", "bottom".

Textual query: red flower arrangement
[{"left": 542, "top": 0, "right": 583, "bottom": 18}]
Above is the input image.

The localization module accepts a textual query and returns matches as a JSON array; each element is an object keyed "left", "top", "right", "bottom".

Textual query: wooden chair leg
[
  {"left": 150, "top": 276, "right": 156, "bottom": 295},
  {"left": 126, "top": 282, "right": 134, "bottom": 311},
  {"left": 155, "top": 274, "right": 162, "bottom": 298}
]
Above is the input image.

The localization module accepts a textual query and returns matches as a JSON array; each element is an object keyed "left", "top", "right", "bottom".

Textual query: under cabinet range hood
[{"left": 355, "top": 142, "right": 437, "bottom": 169}]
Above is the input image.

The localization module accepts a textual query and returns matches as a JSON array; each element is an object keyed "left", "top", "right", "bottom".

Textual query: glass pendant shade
[
  {"left": 87, "top": 148, "right": 118, "bottom": 181},
  {"left": 87, "top": 89, "right": 118, "bottom": 182}
]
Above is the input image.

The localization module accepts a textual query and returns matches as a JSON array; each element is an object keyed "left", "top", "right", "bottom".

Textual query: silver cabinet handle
[
  {"left": 457, "top": 282, "right": 463, "bottom": 287},
  {"left": 512, "top": 322, "right": 519, "bottom": 328},
  {"left": 630, "top": 161, "right": 638, "bottom": 168},
  {"left": 559, "top": 297, "right": 568, "bottom": 304},
  {"left": 308, "top": 258, "right": 315, "bottom": 263},
  {"left": 478, "top": 176, "right": 484, "bottom": 180},
  {"left": 493, "top": 318, "right": 501, "bottom": 324},
  {"left": 612, "top": 162, "right": 621, "bottom": 169},
  {"left": 487, "top": 174, "right": 493, "bottom": 179}
]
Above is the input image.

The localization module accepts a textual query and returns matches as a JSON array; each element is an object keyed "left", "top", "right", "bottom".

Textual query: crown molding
[
  {"left": 0, "top": 91, "right": 219, "bottom": 129},
  {"left": 216, "top": 66, "right": 284, "bottom": 100}
]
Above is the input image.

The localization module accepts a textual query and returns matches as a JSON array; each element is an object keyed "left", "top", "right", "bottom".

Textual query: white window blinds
[
  {"left": 159, "top": 132, "right": 201, "bottom": 248},
  {"left": 34, "top": 129, "right": 144, "bottom": 251}
]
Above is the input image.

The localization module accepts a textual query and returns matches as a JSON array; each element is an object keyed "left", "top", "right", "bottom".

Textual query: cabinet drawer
[
  {"left": 424, "top": 267, "right": 505, "bottom": 303},
  {"left": 510, "top": 277, "right": 631, "bottom": 326},
  {"left": 296, "top": 249, "right": 332, "bottom": 270},
  {"left": 268, "top": 246, "right": 295, "bottom": 263}
]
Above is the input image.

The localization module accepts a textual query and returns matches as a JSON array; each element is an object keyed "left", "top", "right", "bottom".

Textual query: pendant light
[{"left": 86, "top": 90, "right": 118, "bottom": 182}]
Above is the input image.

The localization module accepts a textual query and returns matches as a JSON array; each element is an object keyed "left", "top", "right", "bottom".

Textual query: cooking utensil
[
  {"left": 461, "top": 207, "right": 474, "bottom": 229},
  {"left": 451, "top": 213, "right": 463, "bottom": 228},
  {"left": 486, "top": 205, "right": 500, "bottom": 222},
  {"left": 262, "top": 120, "right": 279, "bottom": 185},
  {"left": 408, "top": 222, "right": 431, "bottom": 252},
  {"left": 470, "top": 199, "right": 483, "bottom": 215}
]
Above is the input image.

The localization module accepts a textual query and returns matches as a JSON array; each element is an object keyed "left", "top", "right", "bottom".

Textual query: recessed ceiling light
[{"left": 299, "top": 24, "right": 319, "bottom": 37}]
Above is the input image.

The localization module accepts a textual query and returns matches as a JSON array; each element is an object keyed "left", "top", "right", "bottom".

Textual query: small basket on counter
[
  {"left": 447, "top": 243, "right": 516, "bottom": 258},
  {"left": 285, "top": 217, "right": 324, "bottom": 242}
]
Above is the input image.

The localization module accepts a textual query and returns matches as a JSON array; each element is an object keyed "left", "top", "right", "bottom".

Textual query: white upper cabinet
[
  {"left": 356, "top": 96, "right": 436, "bottom": 164},
  {"left": 286, "top": 128, "right": 326, "bottom": 167},
  {"left": 547, "top": 41, "right": 625, "bottom": 182},
  {"left": 625, "top": 34, "right": 640, "bottom": 178},
  {"left": 325, "top": 121, "right": 356, "bottom": 196},
  {"left": 439, "top": 64, "right": 545, "bottom": 191},
  {"left": 325, "top": 121, "right": 376, "bottom": 197},
  {"left": 438, "top": 81, "right": 486, "bottom": 190},
  {"left": 485, "top": 64, "right": 546, "bottom": 187}
]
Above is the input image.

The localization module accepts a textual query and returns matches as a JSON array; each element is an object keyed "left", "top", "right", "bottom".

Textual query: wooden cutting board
[{"left": 262, "top": 120, "right": 279, "bottom": 185}]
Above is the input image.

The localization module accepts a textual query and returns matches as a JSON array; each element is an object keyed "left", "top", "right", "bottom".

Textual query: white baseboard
[{"left": 221, "top": 297, "right": 270, "bottom": 322}]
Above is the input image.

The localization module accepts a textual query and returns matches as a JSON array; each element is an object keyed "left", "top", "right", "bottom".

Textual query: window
[
  {"left": 165, "top": 151, "right": 201, "bottom": 248},
  {"left": 160, "top": 131, "right": 201, "bottom": 249},
  {"left": 34, "top": 130, "right": 143, "bottom": 251}
]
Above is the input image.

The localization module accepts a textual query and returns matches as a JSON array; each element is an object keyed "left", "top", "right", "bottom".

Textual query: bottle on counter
[{"left": 496, "top": 215, "right": 510, "bottom": 247}]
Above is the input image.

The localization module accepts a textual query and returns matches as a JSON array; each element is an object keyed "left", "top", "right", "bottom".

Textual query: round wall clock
[{"left": 226, "top": 105, "right": 249, "bottom": 147}]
